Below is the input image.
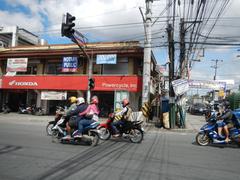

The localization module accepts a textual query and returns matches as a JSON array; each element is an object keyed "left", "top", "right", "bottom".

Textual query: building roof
[{"left": 0, "top": 41, "right": 144, "bottom": 59}]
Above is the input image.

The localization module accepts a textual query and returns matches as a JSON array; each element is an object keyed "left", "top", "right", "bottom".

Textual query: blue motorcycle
[{"left": 196, "top": 110, "right": 240, "bottom": 147}]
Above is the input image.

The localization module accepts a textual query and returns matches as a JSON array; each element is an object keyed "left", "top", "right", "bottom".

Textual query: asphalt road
[{"left": 0, "top": 113, "right": 239, "bottom": 180}]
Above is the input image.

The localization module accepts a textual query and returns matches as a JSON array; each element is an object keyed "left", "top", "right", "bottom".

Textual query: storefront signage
[
  {"left": 41, "top": 91, "right": 67, "bottom": 100},
  {"left": 96, "top": 54, "right": 117, "bottom": 64},
  {"left": 7, "top": 58, "right": 28, "bottom": 72},
  {"left": 8, "top": 80, "right": 38, "bottom": 86},
  {"left": 1, "top": 75, "right": 142, "bottom": 92},
  {"left": 62, "top": 57, "right": 78, "bottom": 72}
]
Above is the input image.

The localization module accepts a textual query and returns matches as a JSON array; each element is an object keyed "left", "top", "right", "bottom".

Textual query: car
[{"left": 189, "top": 103, "right": 208, "bottom": 115}]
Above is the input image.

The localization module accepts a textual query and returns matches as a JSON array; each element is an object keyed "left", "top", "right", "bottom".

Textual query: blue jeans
[
  {"left": 78, "top": 119, "right": 95, "bottom": 134},
  {"left": 217, "top": 120, "right": 226, "bottom": 127},
  {"left": 111, "top": 120, "right": 125, "bottom": 134}
]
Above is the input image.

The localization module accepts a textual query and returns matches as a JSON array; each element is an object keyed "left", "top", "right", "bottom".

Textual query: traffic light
[
  {"left": 61, "top": 12, "right": 76, "bottom": 38},
  {"left": 88, "top": 78, "right": 95, "bottom": 90}
]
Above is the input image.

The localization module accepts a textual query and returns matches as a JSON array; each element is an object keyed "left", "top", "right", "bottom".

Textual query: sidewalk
[{"left": 144, "top": 113, "right": 206, "bottom": 133}]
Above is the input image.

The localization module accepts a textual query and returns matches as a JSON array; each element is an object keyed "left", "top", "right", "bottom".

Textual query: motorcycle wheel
[
  {"left": 196, "top": 132, "right": 210, "bottom": 146},
  {"left": 46, "top": 122, "right": 55, "bottom": 136},
  {"left": 98, "top": 127, "right": 111, "bottom": 140},
  {"left": 129, "top": 128, "right": 143, "bottom": 143},
  {"left": 89, "top": 132, "right": 100, "bottom": 146}
]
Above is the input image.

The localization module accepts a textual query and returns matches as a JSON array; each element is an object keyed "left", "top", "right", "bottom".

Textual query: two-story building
[{"left": 0, "top": 41, "right": 159, "bottom": 116}]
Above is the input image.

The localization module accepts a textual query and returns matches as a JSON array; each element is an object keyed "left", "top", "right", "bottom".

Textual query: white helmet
[{"left": 76, "top": 97, "right": 85, "bottom": 105}]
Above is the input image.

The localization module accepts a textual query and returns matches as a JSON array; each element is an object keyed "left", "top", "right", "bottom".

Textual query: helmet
[
  {"left": 76, "top": 97, "right": 85, "bottom": 105},
  {"left": 68, "top": 96, "right": 77, "bottom": 103},
  {"left": 122, "top": 98, "right": 129, "bottom": 107},
  {"left": 91, "top": 96, "right": 99, "bottom": 104}
]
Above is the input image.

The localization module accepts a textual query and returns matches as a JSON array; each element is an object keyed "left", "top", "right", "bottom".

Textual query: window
[
  {"left": 102, "top": 58, "right": 128, "bottom": 75},
  {"left": 17, "top": 65, "right": 37, "bottom": 75}
]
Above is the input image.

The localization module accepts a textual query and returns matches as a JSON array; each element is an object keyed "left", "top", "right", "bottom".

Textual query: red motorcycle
[{"left": 98, "top": 113, "right": 144, "bottom": 143}]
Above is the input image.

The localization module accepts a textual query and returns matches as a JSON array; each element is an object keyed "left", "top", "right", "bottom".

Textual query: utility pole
[
  {"left": 179, "top": 18, "right": 186, "bottom": 78},
  {"left": 142, "top": 0, "right": 153, "bottom": 106},
  {"left": 211, "top": 59, "right": 223, "bottom": 80},
  {"left": 211, "top": 59, "right": 223, "bottom": 101},
  {"left": 167, "top": 23, "right": 176, "bottom": 128}
]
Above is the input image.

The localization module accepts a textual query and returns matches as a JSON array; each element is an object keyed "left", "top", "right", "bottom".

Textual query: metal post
[
  {"left": 71, "top": 35, "right": 92, "bottom": 103},
  {"left": 142, "top": 0, "right": 153, "bottom": 106},
  {"left": 87, "top": 51, "right": 93, "bottom": 104}
]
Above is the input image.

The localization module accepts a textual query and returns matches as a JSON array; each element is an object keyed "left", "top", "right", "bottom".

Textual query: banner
[
  {"left": 41, "top": 91, "right": 67, "bottom": 100},
  {"left": 62, "top": 57, "right": 78, "bottom": 72},
  {"left": 172, "top": 79, "right": 189, "bottom": 96},
  {"left": 96, "top": 54, "right": 117, "bottom": 64},
  {"left": 7, "top": 58, "right": 28, "bottom": 72},
  {"left": 188, "top": 80, "right": 226, "bottom": 90}
]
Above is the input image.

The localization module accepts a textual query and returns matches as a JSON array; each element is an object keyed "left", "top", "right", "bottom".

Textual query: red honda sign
[{"left": 1, "top": 75, "right": 142, "bottom": 92}]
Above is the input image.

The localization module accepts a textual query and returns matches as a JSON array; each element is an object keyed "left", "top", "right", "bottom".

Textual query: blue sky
[{"left": 1, "top": 0, "right": 240, "bottom": 93}]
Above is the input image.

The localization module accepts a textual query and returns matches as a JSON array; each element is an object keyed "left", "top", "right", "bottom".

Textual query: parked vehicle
[
  {"left": 98, "top": 113, "right": 144, "bottom": 143},
  {"left": 46, "top": 106, "right": 65, "bottom": 136},
  {"left": 2, "top": 103, "right": 11, "bottom": 114},
  {"left": 51, "top": 116, "right": 100, "bottom": 146},
  {"left": 189, "top": 103, "right": 208, "bottom": 115},
  {"left": 18, "top": 104, "right": 28, "bottom": 114},
  {"left": 196, "top": 109, "right": 240, "bottom": 147},
  {"left": 25, "top": 105, "right": 44, "bottom": 115}
]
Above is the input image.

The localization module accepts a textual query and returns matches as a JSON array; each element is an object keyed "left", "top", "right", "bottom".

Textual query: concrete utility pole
[
  {"left": 167, "top": 23, "right": 176, "bottom": 128},
  {"left": 211, "top": 59, "right": 223, "bottom": 80},
  {"left": 142, "top": 0, "right": 153, "bottom": 106},
  {"left": 211, "top": 59, "right": 223, "bottom": 101}
]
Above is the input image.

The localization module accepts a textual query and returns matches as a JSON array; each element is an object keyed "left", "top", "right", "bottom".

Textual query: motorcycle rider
[
  {"left": 62, "top": 97, "right": 88, "bottom": 140},
  {"left": 217, "top": 101, "right": 233, "bottom": 143},
  {"left": 73, "top": 96, "right": 100, "bottom": 138},
  {"left": 111, "top": 98, "right": 133, "bottom": 137}
]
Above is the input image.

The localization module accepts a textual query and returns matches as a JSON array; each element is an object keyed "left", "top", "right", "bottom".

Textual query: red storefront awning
[{"left": 1, "top": 75, "right": 142, "bottom": 92}]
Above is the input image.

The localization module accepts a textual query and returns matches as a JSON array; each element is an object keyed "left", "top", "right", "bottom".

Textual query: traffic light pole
[
  {"left": 71, "top": 35, "right": 92, "bottom": 104},
  {"left": 61, "top": 12, "right": 93, "bottom": 103}
]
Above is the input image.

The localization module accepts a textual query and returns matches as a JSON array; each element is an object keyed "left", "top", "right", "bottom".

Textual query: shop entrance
[{"left": 7, "top": 91, "right": 27, "bottom": 112}]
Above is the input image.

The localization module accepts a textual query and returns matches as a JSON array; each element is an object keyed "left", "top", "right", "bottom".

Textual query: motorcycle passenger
[
  {"left": 111, "top": 98, "right": 133, "bottom": 137},
  {"left": 62, "top": 96, "right": 78, "bottom": 139},
  {"left": 217, "top": 101, "right": 233, "bottom": 143},
  {"left": 62, "top": 97, "right": 88, "bottom": 140},
  {"left": 73, "top": 96, "right": 100, "bottom": 138}
]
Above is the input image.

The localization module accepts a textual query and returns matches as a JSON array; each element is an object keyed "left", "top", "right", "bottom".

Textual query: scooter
[
  {"left": 2, "top": 103, "right": 11, "bottom": 114},
  {"left": 51, "top": 116, "right": 100, "bottom": 146},
  {"left": 196, "top": 110, "right": 240, "bottom": 147},
  {"left": 46, "top": 106, "right": 65, "bottom": 136},
  {"left": 98, "top": 113, "right": 144, "bottom": 143}
]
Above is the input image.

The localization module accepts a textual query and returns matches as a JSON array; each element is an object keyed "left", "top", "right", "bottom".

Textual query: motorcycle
[
  {"left": 46, "top": 106, "right": 65, "bottom": 136},
  {"left": 26, "top": 105, "right": 44, "bottom": 115},
  {"left": 18, "top": 104, "right": 28, "bottom": 114},
  {"left": 2, "top": 103, "right": 11, "bottom": 114},
  {"left": 196, "top": 110, "right": 240, "bottom": 147},
  {"left": 98, "top": 113, "right": 144, "bottom": 143},
  {"left": 51, "top": 116, "right": 100, "bottom": 146}
]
